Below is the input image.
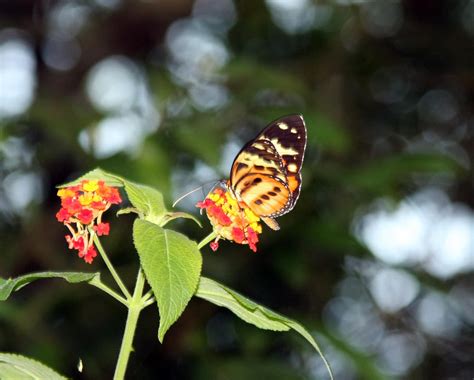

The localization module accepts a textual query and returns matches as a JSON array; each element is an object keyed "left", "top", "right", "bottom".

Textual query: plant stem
[
  {"left": 89, "top": 277, "right": 128, "bottom": 307},
  {"left": 94, "top": 234, "right": 132, "bottom": 300},
  {"left": 142, "top": 296, "right": 156, "bottom": 308},
  {"left": 113, "top": 268, "right": 146, "bottom": 380},
  {"left": 142, "top": 289, "right": 153, "bottom": 302},
  {"left": 197, "top": 231, "right": 218, "bottom": 250}
]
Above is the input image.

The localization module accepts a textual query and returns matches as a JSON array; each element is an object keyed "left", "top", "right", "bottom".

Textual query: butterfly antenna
[
  {"left": 172, "top": 179, "right": 223, "bottom": 208},
  {"left": 172, "top": 186, "right": 205, "bottom": 208}
]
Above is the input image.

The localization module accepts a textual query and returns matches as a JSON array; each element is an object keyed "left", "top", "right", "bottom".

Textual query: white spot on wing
[
  {"left": 288, "top": 163, "right": 298, "bottom": 172},
  {"left": 278, "top": 122, "right": 289, "bottom": 130},
  {"left": 270, "top": 138, "right": 298, "bottom": 155},
  {"left": 290, "top": 127, "right": 297, "bottom": 134}
]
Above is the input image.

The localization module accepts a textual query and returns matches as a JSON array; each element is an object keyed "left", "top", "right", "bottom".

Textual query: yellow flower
[
  {"left": 83, "top": 180, "right": 99, "bottom": 192},
  {"left": 79, "top": 193, "right": 94, "bottom": 206}
]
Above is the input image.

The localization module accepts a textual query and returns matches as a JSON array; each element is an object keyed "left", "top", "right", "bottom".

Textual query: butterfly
[{"left": 226, "top": 114, "right": 307, "bottom": 231}]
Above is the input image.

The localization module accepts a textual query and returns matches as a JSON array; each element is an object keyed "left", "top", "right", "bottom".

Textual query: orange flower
[
  {"left": 196, "top": 186, "right": 262, "bottom": 252},
  {"left": 56, "top": 180, "right": 122, "bottom": 264}
]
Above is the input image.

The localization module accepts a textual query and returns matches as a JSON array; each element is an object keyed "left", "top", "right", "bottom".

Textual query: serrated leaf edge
[{"left": 0, "top": 352, "right": 67, "bottom": 380}]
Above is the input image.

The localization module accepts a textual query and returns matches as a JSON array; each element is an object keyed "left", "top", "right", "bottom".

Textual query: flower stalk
[
  {"left": 89, "top": 276, "right": 128, "bottom": 306},
  {"left": 197, "top": 231, "right": 218, "bottom": 250},
  {"left": 94, "top": 235, "right": 131, "bottom": 300}
]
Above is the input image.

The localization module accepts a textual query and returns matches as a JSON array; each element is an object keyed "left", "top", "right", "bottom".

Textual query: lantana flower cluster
[
  {"left": 56, "top": 180, "right": 122, "bottom": 263},
  {"left": 196, "top": 186, "right": 262, "bottom": 252}
]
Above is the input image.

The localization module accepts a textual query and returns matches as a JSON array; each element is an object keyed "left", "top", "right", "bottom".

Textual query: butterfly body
[{"left": 227, "top": 114, "right": 307, "bottom": 230}]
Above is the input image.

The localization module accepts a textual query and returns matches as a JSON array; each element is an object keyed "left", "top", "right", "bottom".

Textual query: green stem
[
  {"left": 89, "top": 277, "right": 128, "bottom": 307},
  {"left": 197, "top": 231, "right": 218, "bottom": 250},
  {"left": 142, "top": 289, "right": 153, "bottom": 302},
  {"left": 113, "top": 268, "right": 146, "bottom": 380},
  {"left": 142, "top": 297, "right": 156, "bottom": 309},
  {"left": 94, "top": 234, "right": 132, "bottom": 300}
]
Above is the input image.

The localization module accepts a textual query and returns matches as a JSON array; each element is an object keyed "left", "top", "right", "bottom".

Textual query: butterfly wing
[
  {"left": 229, "top": 114, "right": 307, "bottom": 229},
  {"left": 258, "top": 114, "right": 307, "bottom": 203}
]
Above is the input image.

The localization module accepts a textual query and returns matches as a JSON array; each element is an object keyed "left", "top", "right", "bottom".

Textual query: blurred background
[{"left": 0, "top": 0, "right": 473, "bottom": 379}]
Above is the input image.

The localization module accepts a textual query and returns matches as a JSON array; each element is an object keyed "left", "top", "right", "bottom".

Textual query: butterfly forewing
[
  {"left": 229, "top": 114, "right": 307, "bottom": 225},
  {"left": 258, "top": 114, "right": 306, "bottom": 203},
  {"left": 231, "top": 139, "right": 286, "bottom": 187}
]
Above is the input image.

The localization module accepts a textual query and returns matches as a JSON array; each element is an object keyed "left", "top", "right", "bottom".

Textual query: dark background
[{"left": 0, "top": 0, "right": 473, "bottom": 379}]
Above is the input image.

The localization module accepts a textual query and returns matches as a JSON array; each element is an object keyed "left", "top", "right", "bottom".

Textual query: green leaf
[
  {"left": 57, "top": 168, "right": 123, "bottom": 188},
  {"left": 124, "top": 181, "right": 167, "bottom": 224},
  {"left": 0, "top": 272, "right": 98, "bottom": 301},
  {"left": 196, "top": 277, "right": 334, "bottom": 380},
  {"left": 133, "top": 219, "right": 202, "bottom": 342},
  {"left": 0, "top": 353, "right": 67, "bottom": 380},
  {"left": 196, "top": 277, "right": 289, "bottom": 331}
]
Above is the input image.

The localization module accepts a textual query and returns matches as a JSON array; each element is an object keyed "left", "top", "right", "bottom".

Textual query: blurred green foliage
[{"left": 0, "top": 0, "right": 473, "bottom": 379}]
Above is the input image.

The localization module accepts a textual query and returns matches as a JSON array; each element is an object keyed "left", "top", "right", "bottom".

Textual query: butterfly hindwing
[
  {"left": 229, "top": 114, "right": 307, "bottom": 228},
  {"left": 236, "top": 174, "right": 291, "bottom": 216}
]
